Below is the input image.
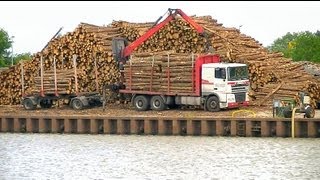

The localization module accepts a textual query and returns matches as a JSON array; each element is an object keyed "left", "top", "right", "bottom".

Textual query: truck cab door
[
  {"left": 213, "top": 68, "right": 227, "bottom": 102},
  {"left": 202, "top": 67, "right": 227, "bottom": 101}
]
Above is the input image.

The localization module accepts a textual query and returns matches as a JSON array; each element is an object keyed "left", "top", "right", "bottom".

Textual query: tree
[
  {"left": 0, "top": 28, "right": 32, "bottom": 67},
  {"left": 267, "top": 32, "right": 299, "bottom": 58},
  {"left": 291, "top": 32, "right": 320, "bottom": 62},
  {"left": 0, "top": 28, "right": 12, "bottom": 67},
  {"left": 13, "top": 52, "right": 32, "bottom": 64},
  {"left": 269, "top": 31, "right": 320, "bottom": 62}
]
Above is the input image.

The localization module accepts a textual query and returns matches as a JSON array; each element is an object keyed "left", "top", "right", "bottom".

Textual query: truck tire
[
  {"left": 133, "top": 95, "right": 149, "bottom": 111},
  {"left": 305, "top": 106, "right": 315, "bottom": 118},
  {"left": 72, "top": 98, "right": 84, "bottom": 110},
  {"left": 23, "top": 98, "right": 37, "bottom": 110},
  {"left": 40, "top": 99, "right": 53, "bottom": 109},
  {"left": 151, "top": 96, "right": 166, "bottom": 111},
  {"left": 206, "top": 96, "right": 220, "bottom": 112}
]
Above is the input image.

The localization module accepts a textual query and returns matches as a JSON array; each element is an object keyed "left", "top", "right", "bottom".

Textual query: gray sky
[{"left": 1, "top": 1, "right": 319, "bottom": 54}]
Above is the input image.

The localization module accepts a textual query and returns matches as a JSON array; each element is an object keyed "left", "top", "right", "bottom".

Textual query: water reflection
[{"left": 0, "top": 134, "right": 319, "bottom": 179}]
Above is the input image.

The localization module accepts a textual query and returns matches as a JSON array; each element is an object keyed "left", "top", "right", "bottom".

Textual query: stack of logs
[
  {"left": 38, "top": 22, "right": 121, "bottom": 93},
  {"left": 34, "top": 69, "right": 75, "bottom": 95},
  {"left": 0, "top": 60, "right": 39, "bottom": 105},
  {"left": 112, "top": 19, "right": 208, "bottom": 54},
  {"left": 124, "top": 52, "right": 195, "bottom": 93},
  {"left": 1, "top": 14, "right": 320, "bottom": 107},
  {"left": 184, "top": 16, "right": 320, "bottom": 107},
  {"left": 0, "top": 23, "right": 121, "bottom": 105}
]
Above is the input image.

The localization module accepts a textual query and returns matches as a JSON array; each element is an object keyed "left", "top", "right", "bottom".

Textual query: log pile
[
  {"left": 190, "top": 16, "right": 320, "bottom": 107},
  {"left": 33, "top": 69, "right": 75, "bottom": 95},
  {"left": 124, "top": 52, "right": 195, "bottom": 93},
  {"left": 112, "top": 19, "right": 208, "bottom": 54},
  {"left": 0, "top": 67, "right": 8, "bottom": 73},
  {"left": 0, "top": 23, "right": 122, "bottom": 105},
  {"left": 111, "top": 21, "right": 154, "bottom": 42},
  {"left": 0, "top": 60, "right": 39, "bottom": 105},
  {"left": 1, "top": 13, "right": 320, "bottom": 107},
  {"left": 38, "top": 23, "right": 121, "bottom": 93}
]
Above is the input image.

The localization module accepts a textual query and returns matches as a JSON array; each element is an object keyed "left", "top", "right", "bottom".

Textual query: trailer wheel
[
  {"left": 305, "top": 106, "right": 315, "bottom": 118},
  {"left": 72, "top": 98, "right": 84, "bottom": 110},
  {"left": 40, "top": 99, "right": 53, "bottom": 109},
  {"left": 206, "top": 96, "right": 220, "bottom": 112},
  {"left": 23, "top": 98, "right": 37, "bottom": 110},
  {"left": 133, "top": 95, "right": 149, "bottom": 111},
  {"left": 151, "top": 96, "right": 166, "bottom": 111}
]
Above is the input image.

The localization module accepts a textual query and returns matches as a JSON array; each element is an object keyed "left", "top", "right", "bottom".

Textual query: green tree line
[
  {"left": 0, "top": 28, "right": 31, "bottom": 67},
  {"left": 268, "top": 30, "right": 320, "bottom": 62}
]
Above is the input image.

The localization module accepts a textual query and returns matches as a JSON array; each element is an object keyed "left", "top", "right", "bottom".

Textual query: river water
[{"left": 0, "top": 134, "right": 319, "bottom": 179}]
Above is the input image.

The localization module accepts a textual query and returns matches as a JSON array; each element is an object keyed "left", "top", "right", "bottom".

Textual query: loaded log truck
[
  {"left": 106, "top": 8, "right": 250, "bottom": 111},
  {"left": 20, "top": 8, "right": 249, "bottom": 111}
]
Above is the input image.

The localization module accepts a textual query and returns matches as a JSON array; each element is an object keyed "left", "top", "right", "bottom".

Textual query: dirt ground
[{"left": 0, "top": 103, "right": 318, "bottom": 119}]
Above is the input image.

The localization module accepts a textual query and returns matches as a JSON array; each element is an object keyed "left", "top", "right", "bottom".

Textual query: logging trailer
[
  {"left": 106, "top": 8, "right": 250, "bottom": 111},
  {"left": 21, "top": 55, "right": 102, "bottom": 110},
  {"left": 21, "top": 27, "right": 102, "bottom": 110}
]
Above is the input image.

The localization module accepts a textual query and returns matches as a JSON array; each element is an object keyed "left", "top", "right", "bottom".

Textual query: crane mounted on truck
[{"left": 107, "top": 8, "right": 250, "bottom": 112}]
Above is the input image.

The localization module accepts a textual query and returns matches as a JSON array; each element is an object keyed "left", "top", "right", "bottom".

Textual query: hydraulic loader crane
[{"left": 111, "top": 8, "right": 211, "bottom": 70}]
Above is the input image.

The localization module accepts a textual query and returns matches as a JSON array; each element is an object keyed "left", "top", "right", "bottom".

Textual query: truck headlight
[{"left": 227, "top": 94, "right": 235, "bottom": 102}]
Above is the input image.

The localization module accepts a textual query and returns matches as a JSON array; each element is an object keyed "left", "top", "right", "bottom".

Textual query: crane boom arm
[
  {"left": 122, "top": 9, "right": 205, "bottom": 58},
  {"left": 175, "top": 9, "right": 204, "bottom": 34},
  {"left": 122, "top": 13, "right": 175, "bottom": 57}
]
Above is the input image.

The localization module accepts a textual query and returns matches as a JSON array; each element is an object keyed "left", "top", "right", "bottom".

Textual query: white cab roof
[{"left": 202, "top": 62, "right": 247, "bottom": 68}]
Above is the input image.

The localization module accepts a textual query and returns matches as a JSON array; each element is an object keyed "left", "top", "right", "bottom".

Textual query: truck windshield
[{"left": 228, "top": 66, "right": 249, "bottom": 81}]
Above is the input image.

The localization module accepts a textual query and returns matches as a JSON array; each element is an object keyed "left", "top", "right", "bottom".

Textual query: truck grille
[
  {"left": 232, "top": 84, "right": 247, "bottom": 93},
  {"left": 235, "top": 93, "right": 246, "bottom": 102}
]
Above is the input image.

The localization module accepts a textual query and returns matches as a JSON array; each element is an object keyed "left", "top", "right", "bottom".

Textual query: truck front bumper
[{"left": 227, "top": 101, "right": 249, "bottom": 108}]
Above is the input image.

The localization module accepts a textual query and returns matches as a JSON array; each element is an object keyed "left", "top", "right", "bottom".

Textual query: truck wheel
[
  {"left": 151, "top": 96, "right": 166, "bottom": 111},
  {"left": 72, "top": 98, "right": 83, "bottom": 110},
  {"left": 40, "top": 99, "right": 52, "bottom": 109},
  {"left": 206, "top": 96, "right": 220, "bottom": 112},
  {"left": 23, "top": 98, "right": 37, "bottom": 110},
  {"left": 305, "top": 106, "right": 315, "bottom": 118},
  {"left": 133, "top": 95, "right": 149, "bottom": 111}
]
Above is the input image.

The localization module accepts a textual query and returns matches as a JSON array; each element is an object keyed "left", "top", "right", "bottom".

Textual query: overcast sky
[{"left": 1, "top": 1, "right": 319, "bottom": 54}]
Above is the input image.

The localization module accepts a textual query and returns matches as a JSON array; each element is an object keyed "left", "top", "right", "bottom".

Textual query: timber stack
[
  {"left": 0, "top": 60, "right": 38, "bottom": 105},
  {"left": 37, "top": 22, "right": 121, "bottom": 93},
  {"left": 0, "top": 23, "right": 121, "bottom": 105},
  {"left": 0, "top": 14, "right": 320, "bottom": 107},
  {"left": 33, "top": 69, "right": 75, "bottom": 95},
  {"left": 124, "top": 52, "right": 195, "bottom": 93}
]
